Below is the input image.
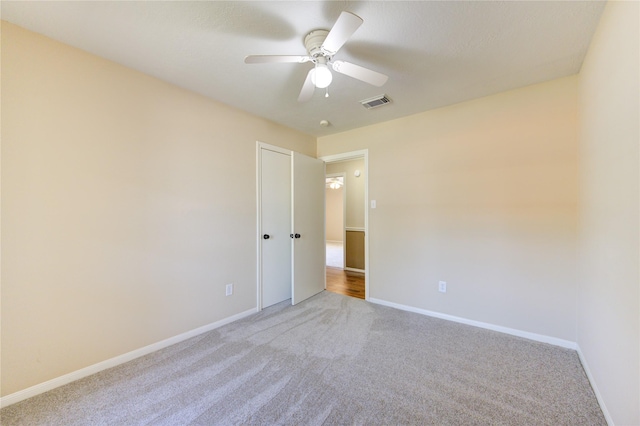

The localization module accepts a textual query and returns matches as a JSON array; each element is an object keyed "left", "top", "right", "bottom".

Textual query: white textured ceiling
[{"left": 2, "top": 1, "right": 605, "bottom": 137}]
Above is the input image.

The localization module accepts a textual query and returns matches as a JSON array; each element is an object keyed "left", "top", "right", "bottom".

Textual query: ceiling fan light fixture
[
  {"left": 244, "top": 12, "right": 387, "bottom": 103},
  {"left": 311, "top": 64, "right": 332, "bottom": 88}
]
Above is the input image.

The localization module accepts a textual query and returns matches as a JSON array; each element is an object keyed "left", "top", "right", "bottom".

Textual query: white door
[
  {"left": 292, "top": 152, "right": 326, "bottom": 305},
  {"left": 260, "top": 148, "right": 292, "bottom": 308}
]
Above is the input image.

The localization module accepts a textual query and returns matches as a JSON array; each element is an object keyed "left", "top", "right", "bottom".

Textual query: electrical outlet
[
  {"left": 438, "top": 281, "right": 447, "bottom": 293},
  {"left": 225, "top": 283, "right": 233, "bottom": 296}
]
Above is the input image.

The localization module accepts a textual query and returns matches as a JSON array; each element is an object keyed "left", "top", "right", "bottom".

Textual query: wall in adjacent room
[
  {"left": 325, "top": 186, "right": 343, "bottom": 242},
  {"left": 326, "top": 159, "right": 365, "bottom": 229},
  {"left": 1, "top": 22, "right": 315, "bottom": 396},
  {"left": 576, "top": 1, "right": 640, "bottom": 424},
  {"left": 318, "top": 76, "right": 579, "bottom": 342}
]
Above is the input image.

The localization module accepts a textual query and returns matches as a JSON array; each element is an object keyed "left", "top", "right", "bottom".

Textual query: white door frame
[
  {"left": 319, "top": 150, "right": 369, "bottom": 301},
  {"left": 256, "top": 141, "right": 292, "bottom": 311}
]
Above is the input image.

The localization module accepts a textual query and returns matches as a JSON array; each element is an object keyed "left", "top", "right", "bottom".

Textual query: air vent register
[{"left": 360, "top": 94, "right": 391, "bottom": 109}]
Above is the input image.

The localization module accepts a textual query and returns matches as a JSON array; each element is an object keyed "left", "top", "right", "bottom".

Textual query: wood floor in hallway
[{"left": 326, "top": 267, "right": 365, "bottom": 299}]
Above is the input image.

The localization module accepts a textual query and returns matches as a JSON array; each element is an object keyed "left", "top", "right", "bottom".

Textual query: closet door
[
  {"left": 291, "top": 152, "right": 326, "bottom": 305},
  {"left": 260, "top": 148, "right": 292, "bottom": 308}
]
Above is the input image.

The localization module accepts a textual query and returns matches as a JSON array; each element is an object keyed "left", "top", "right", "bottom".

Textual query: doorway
[
  {"left": 320, "top": 150, "right": 369, "bottom": 300},
  {"left": 325, "top": 174, "right": 345, "bottom": 269}
]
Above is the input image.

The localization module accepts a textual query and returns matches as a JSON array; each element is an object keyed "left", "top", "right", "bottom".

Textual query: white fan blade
[
  {"left": 321, "top": 11, "right": 363, "bottom": 55},
  {"left": 332, "top": 60, "right": 388, "bottom": 87},
  {"left": 298, "top": 69, "right": 315, "bottom": 102},
  {"left": 245, "top": 55, "right": 310, "bottom": 64}
]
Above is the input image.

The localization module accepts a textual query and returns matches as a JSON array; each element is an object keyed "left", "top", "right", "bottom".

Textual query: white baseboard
[
  {"left": 368, "top": 297, "right": 577, "bottom": 349},
  {"left": 344, "top": 267, "right": 365, "bottom": 273},
  {"left": 0, "top": 307, "right": 257, "bottom": 408},
  {"left": 326, "top": 240, "right": 343, "bottom": 244},
  {"left": 576, "top": 345, "right": 614, "bottom": 426}
]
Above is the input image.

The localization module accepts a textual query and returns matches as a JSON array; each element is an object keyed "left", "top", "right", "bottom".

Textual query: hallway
[{"left": 326, "top": 267, "right": 365, "bottom": 299}]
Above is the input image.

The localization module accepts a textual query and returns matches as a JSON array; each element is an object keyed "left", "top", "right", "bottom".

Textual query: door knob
[
  {"left": 290, "top": 234, "right": 294, "bottom": 238},
  {"left": 263, "top": 234, "right": 270, "bottom": 239},
  {"left": 295, "top": 233, "right": 301, "bottom": 239}
]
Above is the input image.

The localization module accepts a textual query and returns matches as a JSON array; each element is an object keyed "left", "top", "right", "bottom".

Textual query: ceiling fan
[
  {"left": 244, "top": 11, "right": 388, "bottom": 102},
  {"left": 326, "top": 177, "right": 344, "bottom": 189}
]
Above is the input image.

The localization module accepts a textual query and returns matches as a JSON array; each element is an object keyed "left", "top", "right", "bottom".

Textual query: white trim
[
  {"left": 368, "top": 297, "right": 577, "bottom": 349},
  {"left": 256, "top": 142, "right": 263, "bottom": 311},
  {"left": 342, "top": 172, "right": 347, "bottom": 273},
  {"left": 576, "top": 345, "right": 614, "bottom": 426},
  {"left": 325, "top": 240, "right": 343, "bottom": 244},
  {"left": 0, "top": 308, "right": 257, "bottom": 408},
  {"left": 345, "top": 227, "right": 365, "bottom": 232},
  {"left": 344, "top": 267, "right": 365, "bottom": 273},
  {"left": 320, "top": 150, "right": 369, "bottom": 301},
  {"left": 323, "top": 162, "right": 328, "bottom": 288},
  {"left": 320, "top": 150, "right": 368, "bottom": 163},
  {"left": 363, "top": 151, "right": 369, "bottom": 300},
  {"left": 257, "top": 141, "right": 291, "bottom": 156}
]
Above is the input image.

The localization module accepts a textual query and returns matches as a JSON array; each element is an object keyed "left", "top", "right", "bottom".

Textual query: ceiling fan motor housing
[{"left": 304, "top": 30, "right": 331, "bottom": 59}]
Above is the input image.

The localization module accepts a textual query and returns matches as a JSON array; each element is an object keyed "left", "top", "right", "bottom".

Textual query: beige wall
[
  {"left": 319, "top": 76, "right": 579, "bottom": 341},
  {"left": 577, "top": 1, "right": 640, "bottom": 424},
  {"left": 325, "top": 185, "right": 343, "bottom": 242},
  {"left": 326, "top": 159, "right": 365, "bottom": 229},
  {"left": 1, "top": 22, "right": 315, "bottom": 396}
]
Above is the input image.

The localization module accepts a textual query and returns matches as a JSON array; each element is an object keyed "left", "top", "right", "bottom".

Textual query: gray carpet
[{"left": 1, "top": 291, "right": 605, "bottom": 425}]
